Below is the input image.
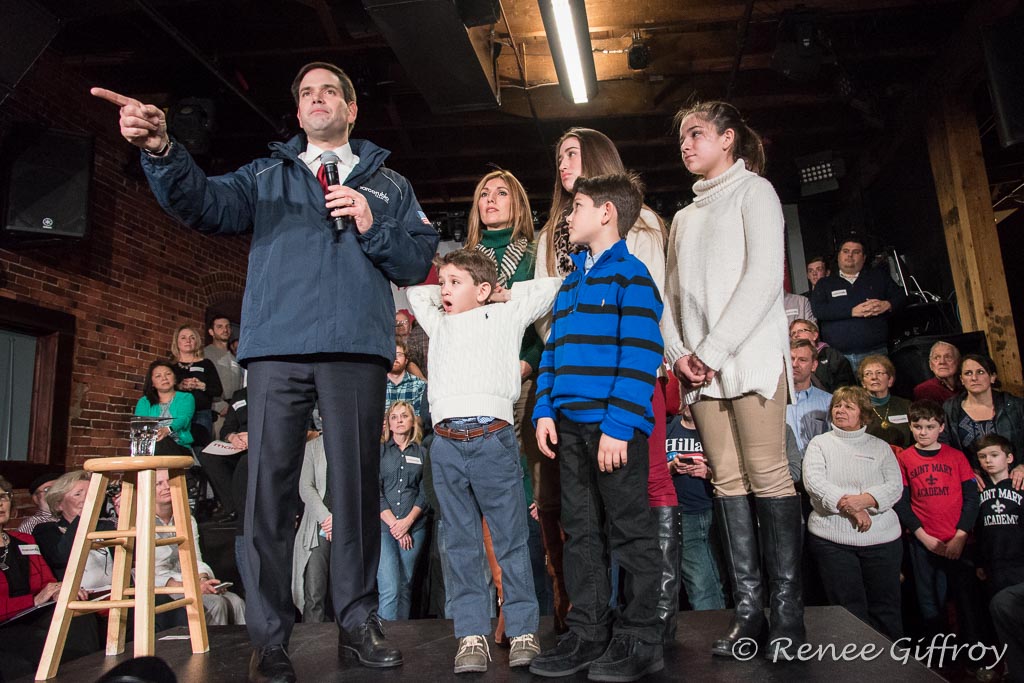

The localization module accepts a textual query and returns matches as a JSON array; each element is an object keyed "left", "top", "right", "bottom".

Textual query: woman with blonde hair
[
  {"left": 465, "top": 169, "right": 543, "bottom": 423},
  {"left": 34, "top": 471, "right": 116, "bottom": 590},
  {"left": 170, "top": 323, "right": 222, "bottom": 446},
  {"left": 377, "top": 400, "right": 428, "bottom": 621}
]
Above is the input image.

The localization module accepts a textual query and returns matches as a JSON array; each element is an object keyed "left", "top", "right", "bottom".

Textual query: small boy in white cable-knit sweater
[{"left": 407, "top": 248, "right": 559, "bottom": 674}]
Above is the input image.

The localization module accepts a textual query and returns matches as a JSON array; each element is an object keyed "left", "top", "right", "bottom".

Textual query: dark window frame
[{"left": 0, "top": 298, "right": 74, "bottom": 483}]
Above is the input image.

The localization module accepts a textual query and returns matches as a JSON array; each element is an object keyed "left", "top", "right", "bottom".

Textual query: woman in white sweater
[
  {"left": 661, "top": 101, "right": 803, "bottom": 659},
  {"left": 534, "top": 126, "right": 682, "bottom": 642},
  {"left": 803, "top": 386, "right": 904, "bottom": 639}
]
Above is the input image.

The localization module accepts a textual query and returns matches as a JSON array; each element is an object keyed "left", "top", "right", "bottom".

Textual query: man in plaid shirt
[{"left": 386, "top": 340, "right": 427, "bottom": 416}]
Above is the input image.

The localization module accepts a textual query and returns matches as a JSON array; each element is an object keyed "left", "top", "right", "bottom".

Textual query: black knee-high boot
[
  {"left": 755, "top": 495, "right": 806, "bottom": 661},
  {"left": 711, "top": 496, "right": 767, "bottom": 657},
  {"left": 653, "top": 506, "right": 682, "bottom": 644}
]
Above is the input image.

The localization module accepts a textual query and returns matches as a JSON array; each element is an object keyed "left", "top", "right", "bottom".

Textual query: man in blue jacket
[
  {"left": 810, "top": 236, "right": 906, "bottom": 372},
  {"left": 93, "top": 62, "right": 438, "bottom": 683}
]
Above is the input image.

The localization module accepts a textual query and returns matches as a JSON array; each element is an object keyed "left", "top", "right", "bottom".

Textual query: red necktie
[{"left": 316, "top": 163, "right": 329, "bottom": 193}]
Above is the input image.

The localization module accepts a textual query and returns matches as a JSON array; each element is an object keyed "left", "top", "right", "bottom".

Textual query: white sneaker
[
  {"left": 454, "top": 635, "right": 490, "bottom": 674},
  {"left": 509, "top": 633, "right": 541, "bottom": 667}
]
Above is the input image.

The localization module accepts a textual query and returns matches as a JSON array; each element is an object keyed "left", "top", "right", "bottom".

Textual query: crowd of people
[{"left": 4, "top": 61, "right": 1022, "bottom": 683}]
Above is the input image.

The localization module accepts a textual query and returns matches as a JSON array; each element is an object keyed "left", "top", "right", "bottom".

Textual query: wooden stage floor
[{"left": 23, "top": 606, "right": 947, "bottom": 682}]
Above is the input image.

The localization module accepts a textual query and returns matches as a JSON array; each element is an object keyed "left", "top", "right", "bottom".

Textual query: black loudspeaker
[
  {"left": 0, "top": 0, "right": 60, "bottom": 106},
  {"left": 2, "top": 126, "right": 94, "bottom": 239},
  {"left": 889, "top": 331, "right": 989, "bottom": 399},
  {"left": 982, "top": 10, "right": 1024, "bottom": 148}
]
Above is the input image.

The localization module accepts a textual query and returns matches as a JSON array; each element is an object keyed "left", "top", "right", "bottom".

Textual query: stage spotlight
[
  {"left": 538, "top": 0, "right": 598, "bottom": 104},
  {"left": 627, "top": 32, "right": 650, "bottom": 71},
  {"left": 796, "top": 150, "right": 846, "bottom": 197}
]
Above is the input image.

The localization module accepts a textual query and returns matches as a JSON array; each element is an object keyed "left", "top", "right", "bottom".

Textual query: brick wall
[{"left": 0, "top": 51, "right": 252, "bottom": 466}]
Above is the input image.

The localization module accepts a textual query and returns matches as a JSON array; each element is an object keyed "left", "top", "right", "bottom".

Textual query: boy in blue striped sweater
[{"left": 531, "top": 173, "right": 665, "bottom": 682}]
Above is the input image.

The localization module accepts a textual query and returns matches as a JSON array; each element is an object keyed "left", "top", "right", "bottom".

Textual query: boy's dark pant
[
  {"left": 558, "top": 418, "right": 660, "bottom": 644},
  {"left": 907, "top": 537, "right": 988, "bottom": 643}
]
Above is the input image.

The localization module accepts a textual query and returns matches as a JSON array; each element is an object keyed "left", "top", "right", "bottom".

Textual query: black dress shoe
[
  {"left": 338, "top": 612, "right": 403, "bottom": 668},
  {"left": 248, "top": 645, "right": 296, "bottom": 683}
]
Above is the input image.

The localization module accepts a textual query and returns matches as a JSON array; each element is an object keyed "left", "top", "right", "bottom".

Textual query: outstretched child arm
[{"left": 406, "top": 285, "right": 444, "bottom": 337}]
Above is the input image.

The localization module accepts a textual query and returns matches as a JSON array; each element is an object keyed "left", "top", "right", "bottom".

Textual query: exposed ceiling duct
[{"left": 362, "top": 0, "right": 500, "bottom": 113}]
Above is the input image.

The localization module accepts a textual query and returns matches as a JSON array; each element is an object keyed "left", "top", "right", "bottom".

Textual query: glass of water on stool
[{"left": 130, "top": 416, "right": 173, "bottom": 456}]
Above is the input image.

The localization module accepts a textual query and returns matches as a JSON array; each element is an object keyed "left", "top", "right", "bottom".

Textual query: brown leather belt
[{"left": 433, "top": 419, "right": 510, "bottom": 441}]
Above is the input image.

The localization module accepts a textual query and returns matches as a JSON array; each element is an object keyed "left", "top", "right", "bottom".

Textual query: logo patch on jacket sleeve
[{"left": 417, "top": 210, "right": 432, "bottom": 225}]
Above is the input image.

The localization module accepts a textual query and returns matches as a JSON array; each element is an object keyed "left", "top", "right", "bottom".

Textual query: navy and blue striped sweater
[{"left": 532, "top": 239, "right": 664, "bottom": 440}]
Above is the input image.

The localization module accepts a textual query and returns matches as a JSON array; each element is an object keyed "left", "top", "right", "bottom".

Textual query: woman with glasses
[
  {"left": 857, "top": 355, "right": 912, "bottom": 449},
  {"left": 0, "top": 475, "right": 96, "bottom": 679},
  {"left": 942, "top": 354, "right": 1024, "bottom": 475}
]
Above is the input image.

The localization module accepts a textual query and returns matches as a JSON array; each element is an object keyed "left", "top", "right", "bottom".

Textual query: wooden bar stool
[{"left": 35, "top": 456, "right": 209, "bottom": 680}]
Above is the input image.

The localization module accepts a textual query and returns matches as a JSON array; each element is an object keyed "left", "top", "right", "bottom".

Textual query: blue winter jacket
[
  {"left": 140, "top": 135, "right": 439, "bottom": 363},
  {"left": 532, "top": 240, "right": 664, "bottom": 440}
]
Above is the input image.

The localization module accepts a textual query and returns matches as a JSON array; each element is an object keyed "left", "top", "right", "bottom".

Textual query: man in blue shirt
[{"left": 787, "top": 340, "right": 832, "bottom": 454}]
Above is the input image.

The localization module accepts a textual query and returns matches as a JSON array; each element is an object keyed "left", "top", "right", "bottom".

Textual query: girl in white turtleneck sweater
[{"left": 662, "top": 101, "right": 804, "bottom": 661}]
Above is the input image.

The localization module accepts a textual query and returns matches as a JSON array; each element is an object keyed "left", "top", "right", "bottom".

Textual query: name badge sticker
[
  {"left": 405, "top": 456, "right": 422, "bottom": 465},
  {"left": 19, "top": 544, "right": 41, "bottom": 556},
  {"left": 192, "top": 367, "right": 205, "bottom": 373},
  {"left": 890, "top": 414, "right": 909, "bottom": 424},
  {"left": 831, "top": 289, "right": 847, "bottom": 298}
]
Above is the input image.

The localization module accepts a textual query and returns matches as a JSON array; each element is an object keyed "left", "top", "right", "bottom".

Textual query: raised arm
[
  {"left": 93, "top": 87, "right": 257, "bottom": 235},
  {"left": 406, "top": 285, "right": 445, "bottom": 337},
  {"left": 507, "top": 278, "right": 562, "bottom": 329},
  {"left": 91, "top": 87, "right": 168, "bottom": 154}
]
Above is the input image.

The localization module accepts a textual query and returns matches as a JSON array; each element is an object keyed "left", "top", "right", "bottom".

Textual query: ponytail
[{"left": 673, "top": 101, "right": 765, "bottom": 175}]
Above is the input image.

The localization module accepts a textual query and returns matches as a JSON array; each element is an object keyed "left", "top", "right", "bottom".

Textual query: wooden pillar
[{"left": 925, "top": 92, "right": 1023, "bottom": 392}]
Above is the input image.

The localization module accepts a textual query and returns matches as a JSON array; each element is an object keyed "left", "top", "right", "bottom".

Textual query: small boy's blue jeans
[{"left": 430, "top": 424, "right": 539, "bottom": 638}]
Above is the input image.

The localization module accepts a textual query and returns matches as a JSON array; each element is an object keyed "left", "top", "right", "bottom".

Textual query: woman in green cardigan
[
  {"left": 464, "top": 169, "right": 543, "bottom": 378},
  {"left": 134, "top": 359, "right": 195, "bottom": 455}
]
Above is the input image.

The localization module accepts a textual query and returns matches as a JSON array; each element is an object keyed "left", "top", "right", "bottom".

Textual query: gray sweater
[{"left": 802, "top": 426, "right": 904, "bottom": 546}]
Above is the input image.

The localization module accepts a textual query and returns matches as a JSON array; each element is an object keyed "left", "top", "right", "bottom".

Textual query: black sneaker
[
  {"left": 529, "top": 631, "right": 607, "bottom": 678},
  {"left": 587, "top": 634, "right": 664, "bottom": 682}
]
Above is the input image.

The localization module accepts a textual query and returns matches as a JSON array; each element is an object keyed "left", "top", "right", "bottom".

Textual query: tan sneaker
[
  {"left": 454, "top": 635, "right": 490, "bottom": 674},
  {"left": 508, "top": 633, "right": 541, "bottom": 667}
]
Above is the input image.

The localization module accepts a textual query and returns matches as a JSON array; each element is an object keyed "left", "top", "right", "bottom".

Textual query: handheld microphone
[{"left": 320, "top": 151, "right": 347, "bottom": 238}]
